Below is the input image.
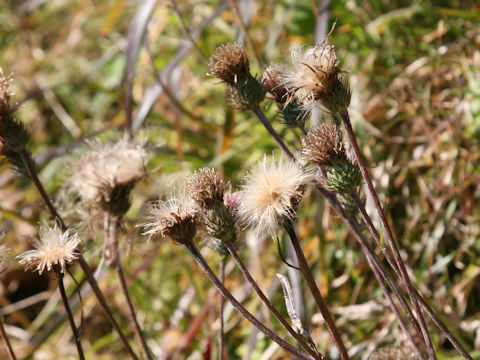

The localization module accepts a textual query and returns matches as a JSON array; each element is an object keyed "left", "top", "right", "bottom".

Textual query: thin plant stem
[
  {"left": 0, "top": 315, "right": 17, "bottom": 360},
  {"left": 340, "top": 111, "right": 436, "bottom": 359},
  {"left": 250, "top": 105, "right": 471, "bottom": 360},
  {"left": 283, "top": 220, "right": 350, "bottom": 360},
  {"left": 219, "top": 258, "right": 225, "bottom": 360},
  {"left": 228, "top": 0, "right": 263, "bottom": 70},
  {"left": 351, "top": 193, "right": 473, "bottom": 360},
  {"left": 224, "top": 241, "right": 324, "bottom": 360},
  {"left": 252, "top": 106, "right": 295, "bottom": 160},
  {"left": 107, "top": 214, "right": 153, "bottom": 360},
  {"left": 57, "top": 271, "right": 85, "bottom": 360},
  {"left": 184, "top": 240, "right": 313, "bottom": 360},
  {"left": 78, "top": 256, "right": 140, "bottom": 360},
  {"left": 18, "top": 150, "right": 139, "bottom": 360}
]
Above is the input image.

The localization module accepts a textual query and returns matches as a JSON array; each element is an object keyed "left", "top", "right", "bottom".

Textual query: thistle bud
[
  {"left": 325, "top": 156, "right": 361, "bottom": 195},
  {"left": 227, "top": 75, "right": 266, "bottom": 110}
]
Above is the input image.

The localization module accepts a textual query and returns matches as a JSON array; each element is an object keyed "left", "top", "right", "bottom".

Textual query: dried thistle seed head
[
  {"left": 142, "top": 190, "right": 199, "bottom": 245},
  {"left": 325, "top": 156, "right": 362, "bottom": 195},
  {"left": 262, "top": 64, "right": 291, "bottom": 102},
  {"left": 227, "top": 75, "right": 266, "bottom": 110},
  {"left": 302, "top": 123, "right": 344, "bottom": 165},
  {"left": 69, "top": 137, "right": 148, "bottom": 211},
  {"left": 239, "top": 155, "right": 310, "bottom": 234},
  {"left": 223, "top": 189, "right": 243, "bottom": 222},
  {"left": 187, "top": 167, "right": 225, "bottom": 208},
  {"left": 369, "top": 345, "right": 418, "bottom": 360},
  {"left": 17, "top": 223, "right": 81, "bottom": 274},
  {"left": 285, "top": 42, "right": 350, "bottom": 113},
  {"left": 208, "top": 43, "right": 251, "bottom": 85}
]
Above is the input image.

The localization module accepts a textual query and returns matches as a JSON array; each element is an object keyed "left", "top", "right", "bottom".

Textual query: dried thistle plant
[
  {"left": 141, "top": 189, "right": 199, "bottom": 245},
  {"left": 69, "top": 137, "right": 148, "bottom": 215}
]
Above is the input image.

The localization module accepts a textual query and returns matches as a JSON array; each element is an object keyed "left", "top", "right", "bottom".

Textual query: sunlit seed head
[
  {"left": 302, "top": 123, "right": 344, "bottom": 165},
  {"left": 239, "top": 156, "right": 310, "bottom": 234},
  {"left": 208, "top": 43, "right": 250, "bottom": 85},
  {"left": 17, "top": 223, "right": 81, "bottom": 274},
  {"left": 187, "top": 167, "right": 225, "bottom": 208},
  {"left": 284, "top": 42, "right": 349, "bottom": 112},
  {"left": 369, "top": 345, "right": 418, "bottom": 360},
  {"left": 142, "top": 189, "right": 199, "bottom": 245},
  {"left": 69, "top": 137, "right": 148, "bottom": 205}
]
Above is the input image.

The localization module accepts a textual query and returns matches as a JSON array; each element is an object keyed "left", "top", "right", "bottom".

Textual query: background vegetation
[{"left": 0, "top": 0, "right": 479, "bottom": 359}]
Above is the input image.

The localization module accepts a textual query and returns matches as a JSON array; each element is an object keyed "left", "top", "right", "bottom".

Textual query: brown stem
[
  {"left": 252, "top": 107, "right": 295, "bottom": 160},
  {"left": 19, "top": 149, "right": 139, "bottom": 359},
  {"left": 340, "top": 112, "right": 436, "bottom": 359},
  {"left": 283, "top": 221, "right": 350, "bottom": 360},
  {"left": 57, "top": 271, "right": 85, "bottom": 360},
  {"left": 351, "top": 193, "right": 473, "bottom": 360},
  {"left": 184, "top": 240, "right": 313, "bottom": 360},
  {"left": 0, "top": 315, "right": 17, "bottom": 360},
  {"left": 224, "top": 241, "right": 324, "bottom": 360},
  {"left": 107, "top": 215, "right": 153, "bottom": 360},
  {"left": 219, "top": 258, "right": 225, "bottom": 360},
  {"left": 78, "top": 256, "right": 139, "bottom": 360}
]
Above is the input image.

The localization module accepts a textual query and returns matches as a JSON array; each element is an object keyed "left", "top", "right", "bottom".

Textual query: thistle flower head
[
  {"left": 239, "top": 156, "right": 310, "bottom": 234},
  {"left": 285, "top": 42, "right": 350, "bottom": 113},
  {"left": 142, "top": 189, "right": 199, "bottom": 245},
  {"left": 69, "top": 137, "right": 148, "bottom": 214},
  {"left": 262, "top": 64, "right": 291, "bottom": 102},
  {"left": 187, "top": 167, "right": 225, "bottom": 208},
  {"left": 17, "top": 223, "right": 81, "bottom": 274},
  {"left": 302, "top": 123, "right": 344, "bottom": 165},
  {"left": 208, "top": 43, "right": 250, "bottom": 85},
  {"left": 369, "top": 345, "right": 418, "bottom": 360}
]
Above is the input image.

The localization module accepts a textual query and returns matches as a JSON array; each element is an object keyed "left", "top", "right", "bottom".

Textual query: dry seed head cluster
[
  {"left": 142, "top": 190, "right": 199, "bottom": 245},
  {"left": 69, "top": 138, "right": 147, "bottom": 205},
  {"left": 239, "top": 156, "right": 310, "bottom": 234},
  {"left": 262, "top": 63, "right": 291, "bottom": 102},
  {"left": 208, "top": 43, "right": 250, "bottom": 85},
  {"left": 17, "top": 223, "right": 81, "bottom": 274}
]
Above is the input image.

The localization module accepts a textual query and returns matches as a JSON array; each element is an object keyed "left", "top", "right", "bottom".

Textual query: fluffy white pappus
[
  {"left": 17, "top": 223, "right": 81, "bottom": 274},
  {"left": 141, "top": 189, "right": 199, "bottom": 244},
  {"left": 239, "top": 156, "right": 311, "bottom": 234},
  {"left": 284, "top": 43, "right": 339, "bottom": 108},
  {"left": 69, "top": 137, "right": 148, "bottom": 203}
]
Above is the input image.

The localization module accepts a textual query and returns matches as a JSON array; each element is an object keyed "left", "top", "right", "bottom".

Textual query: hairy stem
[
  {"left": 283, "top": 220, "right": 349, "bottom": 360},
  {"left": 224, "top": 241, "right": 324, "bottom": 360},
  {"left": 57, "top": 271, "right": 85, "bottom": 360},
  {"left": 184, "top": 240, "right": 313, "bottom": 360}
]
